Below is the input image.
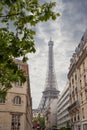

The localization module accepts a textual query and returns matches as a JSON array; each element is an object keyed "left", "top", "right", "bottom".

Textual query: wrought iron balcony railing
[{"left": 68, "top": 101, "right": 79, "bottom": 111}]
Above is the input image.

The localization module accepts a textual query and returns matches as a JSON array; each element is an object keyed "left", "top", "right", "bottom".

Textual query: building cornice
[
  {"left": 76, "top": 47, "right": 87, "bottom": 68},
  {"left": 68, "top": 47, "right": 87, "bottom": 79}
]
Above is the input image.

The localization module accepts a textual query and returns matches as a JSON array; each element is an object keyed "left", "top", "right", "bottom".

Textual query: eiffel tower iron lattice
[{"left": 38, "top": 40, "right": 60, "bottom": 111}]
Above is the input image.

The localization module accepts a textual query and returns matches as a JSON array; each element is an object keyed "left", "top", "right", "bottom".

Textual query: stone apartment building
[
  {"left": 44, "top": 98, "right": 58, "bottom": 130},
  {"left": 33, "top": 109, "right": 44, "bottom": 118},
  {"left": 0, "top": 59, "right": 32, "bottom": 130},
  {"left": 68, "top": 29, "right": 87, "bottom": 130},
  {"left": 57, "top": 84, "right": 70, "bottom": 129}
]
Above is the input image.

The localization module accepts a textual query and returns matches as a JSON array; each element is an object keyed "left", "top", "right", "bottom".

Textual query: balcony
[{"left": 68, "top": 101, "right": 79, "bottom": 111}]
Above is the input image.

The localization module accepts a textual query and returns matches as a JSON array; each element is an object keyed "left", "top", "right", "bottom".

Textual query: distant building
[
  {"left": 0, "top": 59, "right": 32, "bottom": 130},
  {"left": 33, "top": 109, "right": 40, "bottom": 118},
  {"left": 68, "top": 29, "right": 87, "bottom": 130},
  {"left": 44, "top": 98, "right": 58, "bottom": 130},
  {"left": 50, "top": 99, "right": 58, "bottom": 128},
  {"left": 33, "top": 109, "right": 44, "bottom": 118},
  {"left": 57, "top": 84, "right": 70, "bottom": 129}
]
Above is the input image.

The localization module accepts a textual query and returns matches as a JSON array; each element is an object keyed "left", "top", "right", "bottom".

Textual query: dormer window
[
  {"left": 18, "top": 64, "right": 23, "bottom": 70},
  {"left": 15, "top": 80, "right": 22, "bottom": 87}
]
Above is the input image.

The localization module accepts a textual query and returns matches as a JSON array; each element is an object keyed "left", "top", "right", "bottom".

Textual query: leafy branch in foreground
[{"left": 0, "top": 0, "right": 60, "bottom": 97}]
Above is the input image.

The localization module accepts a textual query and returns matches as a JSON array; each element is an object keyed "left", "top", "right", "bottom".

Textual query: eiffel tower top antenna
[{"left": 50, "top": 36, "right": 52, "bottom": 41}]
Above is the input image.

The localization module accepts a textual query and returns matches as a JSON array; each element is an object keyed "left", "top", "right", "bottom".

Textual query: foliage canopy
[
  {"left": 33, "top": 115, "right": 45, "bottom": 129},
  {"left": 0, "top": 0, "right": 60, "bottom": 97}
]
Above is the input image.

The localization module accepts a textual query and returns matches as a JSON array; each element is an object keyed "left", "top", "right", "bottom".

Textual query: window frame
[
  {"left": 13, "top": 96, "right": 21, "bottom": 105},
  {"left": 0, "top": 98, "right": 5, "bottom": 104},
  {"left": 11, "top": 114, "right": 20, "bottom": 130}
]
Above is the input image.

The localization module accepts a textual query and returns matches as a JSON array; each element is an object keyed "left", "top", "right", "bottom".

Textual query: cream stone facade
[
  {"left": 68, "top": 29, "right": 87, "bottom": 130},
  {"left": 0, "top": 59, "right": 32, "bottom": 130}
]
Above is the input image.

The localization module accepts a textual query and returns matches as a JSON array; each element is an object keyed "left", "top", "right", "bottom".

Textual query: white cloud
[{"left": 28, "top": 0, "right": 87, "bottom": 108}]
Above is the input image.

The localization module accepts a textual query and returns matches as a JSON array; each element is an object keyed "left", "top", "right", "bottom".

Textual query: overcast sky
[{"left": 28, "top": 0, "right": 87, "bottom": 109}]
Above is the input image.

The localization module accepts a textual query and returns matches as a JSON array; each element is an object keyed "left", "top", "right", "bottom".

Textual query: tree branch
[{"left": 0, "top": 13, "right": 21, "bottom": 18}]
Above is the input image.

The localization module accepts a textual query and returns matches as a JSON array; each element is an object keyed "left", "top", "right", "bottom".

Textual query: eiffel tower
[{"left": 38, "top": 40, "right": 60, "bottom": 111}]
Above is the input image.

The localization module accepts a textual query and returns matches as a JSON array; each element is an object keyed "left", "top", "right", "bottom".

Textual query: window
[
  {"left": 75, "top": 74, "right": 77, "bottom": 80},
  {"left": 69, "top": 82, "right": 71, "bottom": 87},
  {"left": 83, "top": 124, "right": 87, "bottom": 130},
  {"left": 72, "top": 90, "right": 74, "bottom": 96},
  {"left": 0, "top": 98, "right": 5, "bottom": 104},
  {"left": 15, "top": 80, "right": 22, "bottom": 87},
  {"left": 75, "top": 87, "right": 77, "bottom": 93},
  {"left": 79, "top": 67, "right": 81, "bottom": 77},
  {"left": 80, "top": 79, "right": 82, "bottom": 89},
  {"left": 72, "top": 78, "right": 74, "bottom": 84},
  {"left": 78, "top": 125, "right": 81, "bottom": 130},
  {"left": 81, "top": 93, "right": 83, "bottom": 103},
  {"left": 11, "top": 114, "right": 20, "bottom": 130},
  {"left": 85, "top": 91, "right": 87, "bottom": 100},
  {"left": 74, "top": 116, "right": 76, "bottom": 122},
  {"left": 77, "top": 114, "right": 80, "bottom": 121},
  {"left": 82, "top": 108, "right": 84, "bottom": 119},
  {"left": 18, "top": 64, "right": 23, "bottom": 70},
  {"left": 84, "top": 75, "right": 86, "bottom": 83},
  {"left": 13, "top": 96, "right": 21, "bottom": 105},
  {"left": 83, "top": 62, "right": 85, "bottom": 72},
  {"left": 71, "top": 118, "right": 73, "bottom": 123}
]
